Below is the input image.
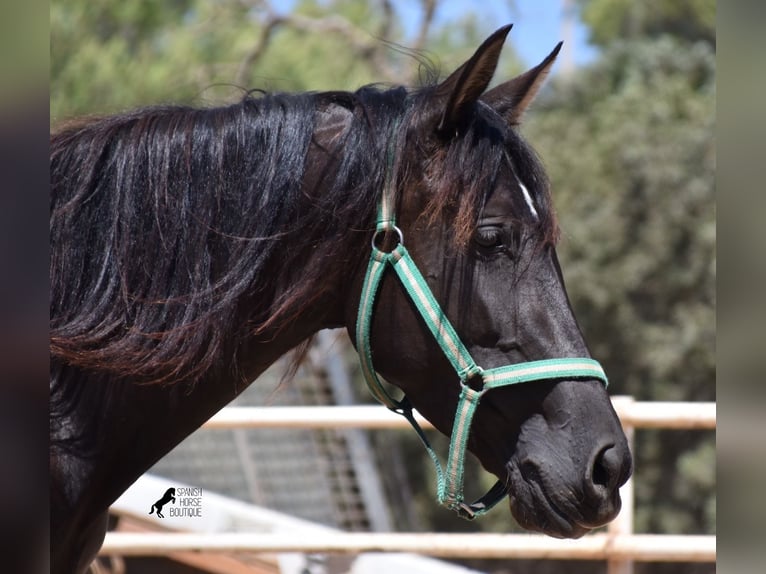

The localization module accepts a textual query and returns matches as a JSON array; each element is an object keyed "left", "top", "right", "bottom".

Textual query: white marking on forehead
[{"left": 516, "top": 177, "right": 539, "bottom": 219}]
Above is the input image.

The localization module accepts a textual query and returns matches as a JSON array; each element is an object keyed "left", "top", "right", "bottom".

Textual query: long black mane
[
  {"left": 50, "top": 84, "right": 554, "bottom": 387},
  {"left": 51, "top": 87, "right": 405, "bottom": 385}
]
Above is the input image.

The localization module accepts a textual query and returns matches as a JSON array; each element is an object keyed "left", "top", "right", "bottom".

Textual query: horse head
[{"left": 346, "top": 26, "right": 632, "bottom": 538}]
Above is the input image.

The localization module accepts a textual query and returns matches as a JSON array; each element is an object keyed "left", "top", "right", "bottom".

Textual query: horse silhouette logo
[{"left": 149, "top": 487, "right": 176, "bottom": 518}]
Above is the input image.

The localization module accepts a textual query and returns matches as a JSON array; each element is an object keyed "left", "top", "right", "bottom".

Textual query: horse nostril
[
  {"left": 590, "top": 444, "right": 626, "bottom": 493},
  {"left": 576, "top": 442, "right": 631, "bottom": 528},
  {"left": 592, "top": 451, "right": 610, "bottom": 488}
]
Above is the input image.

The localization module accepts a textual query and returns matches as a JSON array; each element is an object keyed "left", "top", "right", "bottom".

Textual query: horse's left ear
[
  {"left": 433, "top": 24, "right": 512, "bottom": 137},
  {"left": 481, "top": 42, "right": 563, "bottom": 125}
]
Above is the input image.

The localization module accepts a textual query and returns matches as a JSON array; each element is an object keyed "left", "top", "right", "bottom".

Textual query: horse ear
[
  {"left": 433, "top": 24, "right": 512, "bottom": 137},
  {"left": 481, "top": 41, "right": 562, "bottom": 125}
]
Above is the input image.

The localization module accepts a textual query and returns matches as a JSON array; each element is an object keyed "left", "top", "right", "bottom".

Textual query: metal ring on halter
[{"left": 371, "top": 225, "right": 404, "bottom": 253}]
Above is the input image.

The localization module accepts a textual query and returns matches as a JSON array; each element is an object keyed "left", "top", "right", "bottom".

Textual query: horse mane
[{"left": 50, "top": 83, "right": 556, "bottom": 387}]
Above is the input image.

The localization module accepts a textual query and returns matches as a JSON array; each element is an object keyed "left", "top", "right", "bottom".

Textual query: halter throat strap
[{"left": 355, "top": 125, "right": 608, "bottom": 519}]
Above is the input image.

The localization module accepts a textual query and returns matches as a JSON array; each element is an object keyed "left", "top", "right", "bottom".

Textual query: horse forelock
[{"left": 400, "top": 92, "right": 559, "bottom": 248}]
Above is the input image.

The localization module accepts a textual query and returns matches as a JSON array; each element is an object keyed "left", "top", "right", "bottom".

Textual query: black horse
[
  {"left": 50, "top": 26, "right": 631, "bottom": 574},
  {"left": 148, "top": 487, "right": 176, "bottom": 519}
]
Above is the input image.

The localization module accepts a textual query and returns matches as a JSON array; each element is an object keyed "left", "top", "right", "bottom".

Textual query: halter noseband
[{"left": 355, "top": 123, "right": 608, "bottom": 519}]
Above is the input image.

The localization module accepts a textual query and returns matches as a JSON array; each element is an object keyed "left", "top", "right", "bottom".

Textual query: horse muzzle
[{"left": 506, "top": 434, "right": 632, "bottom": 538}]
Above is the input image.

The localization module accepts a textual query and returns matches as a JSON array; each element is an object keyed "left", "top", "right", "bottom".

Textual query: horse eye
[{"left": 474, "top": 226, "right": 504, "bottom": 250}]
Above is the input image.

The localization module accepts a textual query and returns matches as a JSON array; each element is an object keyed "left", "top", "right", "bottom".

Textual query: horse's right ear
[
  {"left": 430, "top": 24, "right": 513, "bottom": 138},
  {"left": 481, "top": 41, "right": 562, "bottom": 125}
]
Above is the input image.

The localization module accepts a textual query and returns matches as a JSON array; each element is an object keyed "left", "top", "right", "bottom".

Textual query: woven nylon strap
[{"left": 355, "top": 129, "right": 608, "bottom": 519}]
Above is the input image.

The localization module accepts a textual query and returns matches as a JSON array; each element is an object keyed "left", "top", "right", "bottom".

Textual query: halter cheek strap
[{"left": 355, "top": 126, "right": 608, "bottom": 519}]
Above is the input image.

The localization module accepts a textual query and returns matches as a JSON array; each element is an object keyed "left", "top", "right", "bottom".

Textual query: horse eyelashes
[
  {"left": 475, "top": 226, "right": 504, "bottom": 249},
  {"left": 474, "top": 225, "right": 521, "bottom": 258}
]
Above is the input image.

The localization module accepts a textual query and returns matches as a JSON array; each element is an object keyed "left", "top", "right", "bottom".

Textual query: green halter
[{"left": 355, "top": 127, "right": 608, "bottom": 519}]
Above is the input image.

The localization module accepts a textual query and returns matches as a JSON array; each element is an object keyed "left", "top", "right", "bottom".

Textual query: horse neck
[{"left": 50, "top": 297, "right": 339, "bottom": 523}]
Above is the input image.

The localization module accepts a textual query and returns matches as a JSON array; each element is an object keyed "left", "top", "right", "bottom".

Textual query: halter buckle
[{"left": 455, "top": 502, "right": 477, "bottom": 520}]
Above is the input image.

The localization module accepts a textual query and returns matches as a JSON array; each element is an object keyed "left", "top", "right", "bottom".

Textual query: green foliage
[
  {"left": 51, "top": 0, "right": 383, "bottom": 120},
  {"left": 528, "top": 37, "right": 715, "bottom": 404},
  {"left": 51, "top": 0, "right": 200, "bottom": 118},
  {"left": 578, "top": 0, "right": 715, "bottom": 47}
]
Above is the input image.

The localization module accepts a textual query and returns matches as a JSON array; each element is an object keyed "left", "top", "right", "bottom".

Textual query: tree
[
  {"left": 577, "top": 0, "right": 715, "bottom": 47},
  {"left": 51, "top": 0, "right": 521, "bottom": 121}
]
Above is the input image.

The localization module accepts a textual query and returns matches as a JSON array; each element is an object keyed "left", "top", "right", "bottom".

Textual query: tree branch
[
  {"left": 414, "top": 0, "right": 437, "bottom": 52},
  {"left": 236, "top": 0, "right": 441, "bottom": 87},
  {"left": 235, "top": 12, "right": 284, "bottom": 87}
]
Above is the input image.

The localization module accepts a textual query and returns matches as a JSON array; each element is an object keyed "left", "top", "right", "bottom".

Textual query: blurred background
[{"left": 50, "top": 2, "right": 715, "bottom": 574}]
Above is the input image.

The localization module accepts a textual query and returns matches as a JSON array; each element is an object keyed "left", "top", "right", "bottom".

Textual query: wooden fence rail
[
  {"left": 102, "top": 398, "right": 716, "bottom": 570},
  {"left": 199, "top": 399, "right": 716, "bottom": 430},
  {"left": 100, "top": 532, "right": 715, "bottom": 562}
]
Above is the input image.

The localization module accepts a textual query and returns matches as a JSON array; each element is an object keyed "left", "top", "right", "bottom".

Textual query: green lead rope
[{"left": 355, "top": 125, "right": 608, "bottom": 519}]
